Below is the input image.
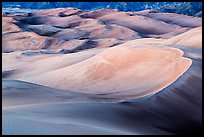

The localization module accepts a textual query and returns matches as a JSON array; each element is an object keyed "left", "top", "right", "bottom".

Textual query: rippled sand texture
[{"left": 2, "top": 8, "right": 202, "bottom": 135}]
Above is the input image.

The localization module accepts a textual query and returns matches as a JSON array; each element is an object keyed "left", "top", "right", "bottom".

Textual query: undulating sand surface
[
  {"left": 2, "top": 8, "right": 202, "bottom": 135},
  {"left": 6, "top": 46, "right": 191, "bottom": 100},
  {"left": 163, "top": 27, "right": 202, "bottom": 49}
]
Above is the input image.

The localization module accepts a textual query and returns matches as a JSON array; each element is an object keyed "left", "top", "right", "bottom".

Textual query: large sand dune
[
  {"left": 2, "top": 8, "right": 202, "bottom": 135},
  {"left": 2, "top": 49, "right": 202, "bottom": 134},
  {"left": 12, "top": 46, "right": 191, "bottom": 100}
]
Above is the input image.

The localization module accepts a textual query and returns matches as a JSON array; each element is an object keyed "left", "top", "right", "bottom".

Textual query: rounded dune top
[
  {"left": 25, "top": 45, "right": 192, "bottom": 99},
  {"left": 164, "top": 27, "right": 202, "bottom": 49},
  {"left": 117, "top": 38, "right": 165, "bottom": 47}
]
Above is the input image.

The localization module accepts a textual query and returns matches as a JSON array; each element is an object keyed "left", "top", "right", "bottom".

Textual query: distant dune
[
  {"left": 2, "top": 8, "right": 202, "bottom": 52},
  {"left": 2, "top": 8, "right": 202, "bottom": 135},
  {"left": 164, "top": 27, "right": 202, "bottom": 49},
  {"left": 135, "top": 10, "right": 202, "bottom": 28}
]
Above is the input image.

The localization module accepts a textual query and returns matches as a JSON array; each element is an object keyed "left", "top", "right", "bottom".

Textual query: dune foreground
[{"left": 2, "top": 8, "right": 202, "bottom": 135}]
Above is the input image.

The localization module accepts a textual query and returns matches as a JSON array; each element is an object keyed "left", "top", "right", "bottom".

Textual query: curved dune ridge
[
  {"left": 2, "top": 8, "right": 202, "bottom": 135},
  {"left": 163, "top": 27, "right": 202, "bottom": 49},
  {"left": 5, "top": 45, "right": 192, "bottom": 99}
]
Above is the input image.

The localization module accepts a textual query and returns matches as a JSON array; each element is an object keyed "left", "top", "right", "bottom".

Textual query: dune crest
[
  {"left": 164, "top": 27, "right": 202, "bottom": 49},
  {"left": 17, "top": 46, "right": 192, "bottom": 99}
]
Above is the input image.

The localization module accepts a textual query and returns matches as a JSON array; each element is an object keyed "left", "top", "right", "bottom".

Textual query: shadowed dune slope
[
  {"left": 2, "top": 8, "right": 202, "bottom": 52},
  {"left": 2, "top": 48, "right": 202, "bottom": 134},
  {"left": 2, "top": 79, "right": 93, "bottom": 108}
]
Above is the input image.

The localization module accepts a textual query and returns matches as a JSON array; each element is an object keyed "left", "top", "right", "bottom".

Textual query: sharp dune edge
[{"left": 2, "top": 8, "right": 202, "bottom": 135}]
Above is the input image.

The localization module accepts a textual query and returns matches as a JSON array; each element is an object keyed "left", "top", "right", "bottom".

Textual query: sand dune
[
  {"left": 2, "top": 8, "right": 202, "bottom": 52},
  {"left": 2, "top": 79, "right": 92, "bottom": 108},
  {"left": 92, "top": 38, "right": 122, "bottom": 48},
  {"left": 2, "top": 49, "right": 202, "bottom": 134},
  {"left": 79, "top": 8, "right": 118, "bottom": 19},
  {"left": 136, "top": 10, "right": 202, "bottom": 28},
  {"left": 2, "top": 48, "right": 104, "bottom": 79},
  {"left": 30, "top": 7, "right": 84, "bottom": 17},
  {"left": 59, "top": 8, "right": 84, "bottom": 17},
  {"left": 2, "top": 32, "right": 47, "bottom": 52},
  {"left": 117, "top": 38, "right": 165, "bottom": 47},
  {"left": 2, "top": 21, "right": 21, "bottom": 34},
  {"left": 5, "top": 45, "right": 191, "bottom": 100},
  {"left": 2, "top": 8, "right": 202, "bottom": 135},
  {"left": 24, "top": 24, "right": 62, "bottom": 36},
  {"left": 98, "top": 12, "right": 186, "bottom": 36},
  {"left": 32, "top": 8, "right": 67, "bottom": 16},
  {"left": 164, "top": 27, "right": 202, "bottom": 49}
]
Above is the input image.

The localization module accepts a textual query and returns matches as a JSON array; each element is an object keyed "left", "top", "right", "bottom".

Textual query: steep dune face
[
  {"left": 17, "top": 46, "right": 191, "bottom": 99},
  {"left": 164, "top": 27, "right": 202, "bottom": 49}
]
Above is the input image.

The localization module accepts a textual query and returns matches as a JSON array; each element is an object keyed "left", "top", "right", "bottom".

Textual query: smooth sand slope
[
  {"left": 2, "top": 47, "right": 202, "bottom": 134},
  {"left": 3, "top": 45, "right": 192, "bottom": 99},
  {"left": 2, "top": 79, "right": 95, "bottom": 108},
  {"left": 163, "top": 27, "right": 202, "bottom": 49},
  {"left": 2, "top": 8, "right": 202, "bottom": 135},
  {"left": 17, "top": 46, "right": 192, "bottom": 99}
]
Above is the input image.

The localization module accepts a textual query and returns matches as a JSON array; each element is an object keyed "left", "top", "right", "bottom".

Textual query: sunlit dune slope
[
  {"left": 14, "top": 45, "right": 191, "bottom": 99},
  {"left": 163, "top": 27, "right": 202, "bottom": 49}
]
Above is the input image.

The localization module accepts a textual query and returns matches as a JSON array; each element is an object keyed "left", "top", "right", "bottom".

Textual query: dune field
[{"left": 2, "top": 7, "right": 202, "bottom": 135}]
